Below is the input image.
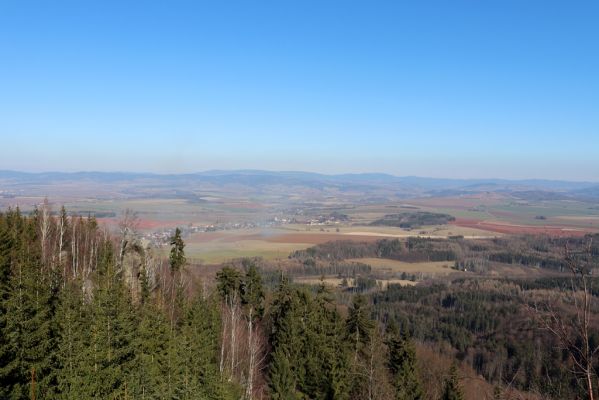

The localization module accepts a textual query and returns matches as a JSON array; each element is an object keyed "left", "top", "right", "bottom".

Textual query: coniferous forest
[
  {"left": 1, "top": 206, "right": 598, "bottom": 399},
  {"left": 0, "top": 207, "right": 432, "bottom": 400}
]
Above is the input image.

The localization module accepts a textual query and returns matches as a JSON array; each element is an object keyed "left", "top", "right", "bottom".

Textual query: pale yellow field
[
  {"left": 178, "top": 222, "right": 497, "bottom": 264},
  {"left": 184, "top": 240, "right": 310, "bottom": 264},
  {"left": 279, "top": 223, "right": 498, "bottom": 239},
  {"left": 348, "top": 258, "right": 455, "bottom": 275}
]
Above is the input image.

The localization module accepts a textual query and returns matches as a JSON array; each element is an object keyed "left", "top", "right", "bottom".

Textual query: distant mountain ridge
[
  {"left": 0, "top": 169, "right": 595, "bottom": 185},
  {"left": 1, "top": 169, "right": 598, "bottom": 201}
]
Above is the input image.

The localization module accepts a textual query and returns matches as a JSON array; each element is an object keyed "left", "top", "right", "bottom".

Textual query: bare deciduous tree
[
  {"left": 38, "top": 198, "right": 52, "bottom": 267},
  {"left": 530, "top": 240, "right": 599, "bottom": 400},
  {"left": 57, "top": 206, "right": 68, "bottom": 277},
  {"left": 118, "top": 209, "right": 139, "bottom": 269}
]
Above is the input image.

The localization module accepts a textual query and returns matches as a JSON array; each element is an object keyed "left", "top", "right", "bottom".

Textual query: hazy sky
[{"left": 1, "top": 1, "right": 598, "bottom": 180}]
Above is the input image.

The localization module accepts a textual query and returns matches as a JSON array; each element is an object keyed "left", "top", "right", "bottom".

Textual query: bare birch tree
[
  {"left": 38, "top": 198, "right": 52, "bottom": 268},
  {"left": 216, "top": 266, "right": 242, "bottom": 381},
  {"left": 57, "top": 206, "right": 68, "bottom": 280},
  {"left": 241, "top": 261, "right": 265, "bottom": 399}
]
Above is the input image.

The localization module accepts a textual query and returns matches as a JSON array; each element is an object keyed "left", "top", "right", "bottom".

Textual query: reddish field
[{"left": 452, "top": 218, "right": 594, "bottom": 237}]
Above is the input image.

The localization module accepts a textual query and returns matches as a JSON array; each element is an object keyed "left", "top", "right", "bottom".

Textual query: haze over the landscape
[
  {"left": 1, "top": 1, "right": 598, "bottom": 179},
  {"left": 3, "top": 2, "right": 599, "bottom": 400}
]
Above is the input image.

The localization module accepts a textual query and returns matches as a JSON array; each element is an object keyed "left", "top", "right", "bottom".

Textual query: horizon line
[{"left": 0, "top": 168, "right": 597, "bottom": 184}]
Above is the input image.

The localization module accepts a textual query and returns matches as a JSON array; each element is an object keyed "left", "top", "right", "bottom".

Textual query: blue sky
[{"left": 0, "top": 1, "right": 598, "bottom": 180}]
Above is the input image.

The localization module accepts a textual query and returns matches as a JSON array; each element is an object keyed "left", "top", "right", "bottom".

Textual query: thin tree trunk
[
  {"left": 71, "top": 222, "right": 76, "bottom": 279},
  {"left": 246, "top": 307, "right": 254, "bottom": 399},
  {"left": 220, "top": 307, "right": 227, "bottom": 375},
  {"left": 368, "top": 336, "right": 374, "bottom": 400},
  {"left": 586, "top": 371, "right": 594, "bottom": 400},
  {"left": 39, "top": 199, "right": 50, "bottom": 268},
  {"left": 354, "top": 328, "right": 360, "bottom": 363},
  {"left": 58, "top": 214, "right": 64, "bottom": 278},
  {"left": 230, "top": 296, "right": 237, "bottom": 380}
]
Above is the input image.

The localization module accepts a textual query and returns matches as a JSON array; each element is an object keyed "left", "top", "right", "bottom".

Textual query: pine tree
[{"left": 441, "top": 363, "right": 464, "bottom": 400}]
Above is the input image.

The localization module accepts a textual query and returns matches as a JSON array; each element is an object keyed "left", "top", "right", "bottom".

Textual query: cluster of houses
[
  {"left": 305, "top": 212, "right": 350, "bottom": 226},
  {"left": 141, "top": 217, "right": 294, "bottom": 246}
]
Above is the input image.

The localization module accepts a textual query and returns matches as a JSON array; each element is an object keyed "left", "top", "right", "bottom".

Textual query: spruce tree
[
  {"left": 79, "top": 240, "right": 136, "bottom": 398},
  {"left": 131, "top": 299, "right": 170, "bottom": 398},
  {"left": 346, "top": 294, "right": 374, "bottom": 360},
  {"left": 302, "top": 284, "right": 350, "bottom": 400},
  {"left": 269, "top": 349, "right": 298, "bottom": 400},
  {"left": 180, "top": 292, "right": 236, "bottom": 399},
  {"left": 268, "top": 278, "right": 303, "bottom": 399},
  {"left": 346, "top": 294, "right": 376, "bottom": 398},
  {"left": 268, "top": 279, "right": 352, "bottom": 400},
  {"left": 0, "top": 215, "right": 14, "bottom": 399},
  {"left": 169, "top": 227, "right": 186, "bottom": 274},
  {"left": 216, "top": 267, "right": 242, "bottom": 302},
  {"left": 0, "top": 214, "right": 12, "bottom": 292},
  {"left": 56, "top": 280, "right": 88, "bottom": 399},
  {"left": 387, "top": 325, "right": 423, "bottom": 400},
  {"left": 241, "top": 261, "right": 265, "bottom": 319},
  {"left": 441, "top": 363, "right": 464, "bottom": 400},
  {"left": 2, "top": 215, "right": 58, "bottom": 399}
]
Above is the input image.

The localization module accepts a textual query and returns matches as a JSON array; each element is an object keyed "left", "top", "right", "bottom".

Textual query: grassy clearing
[{"left": 348, "top": 258, "right": 455, "bottom": 275}]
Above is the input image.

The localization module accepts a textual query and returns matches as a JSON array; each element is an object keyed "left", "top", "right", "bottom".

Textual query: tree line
[{"left": 291, "top": 234, "right": 599, "bottom": 273}]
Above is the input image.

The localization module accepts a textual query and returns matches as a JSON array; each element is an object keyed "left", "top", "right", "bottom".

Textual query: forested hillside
[{"left": 1, "top": 205, "right": 598, "bottom": 399}]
